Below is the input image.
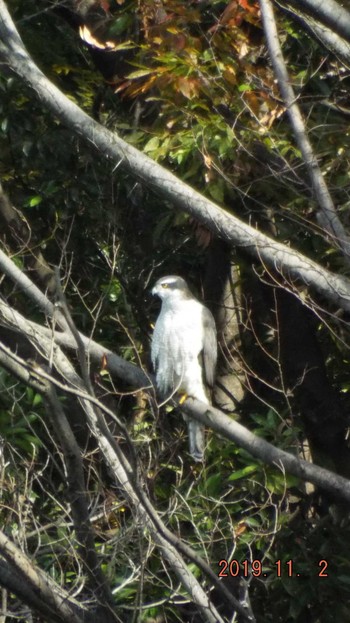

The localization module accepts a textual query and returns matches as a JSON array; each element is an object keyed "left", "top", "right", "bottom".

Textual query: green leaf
[
  {"left": 144, "top": 136, "right": 160, "bottom": 153},
  {"left": 109, "top": 14, "right": 132, "bottom": 36},
  {"left": 24, "top": 195, "right": 42, "bottom": 208},
  {"left": 228, "top": 465, "right": 258, "bottom": 481},
  {"left": 205, "top": 473, "right": 222, "bottom": 496},
  {"left": 238, "top": 83, "right": 252, "bottom": 92},
  {"left": 127, "top": 69, "right": 155, "bottom": 79},
  {"left": 208, "top": 183, "right": 224, "bottom": 204},
  {"left": 33, "top": 393, "right": 42, "bottom": 406}
]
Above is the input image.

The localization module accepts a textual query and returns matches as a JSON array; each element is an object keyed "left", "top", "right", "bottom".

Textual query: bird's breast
[{"left": 153, "top": 302, "right": 203, "bottom": 358}]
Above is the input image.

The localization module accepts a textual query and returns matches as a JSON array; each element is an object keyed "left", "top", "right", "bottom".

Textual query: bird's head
[{"left": 151, "top": 275, "right": 192, "bottom": 301}]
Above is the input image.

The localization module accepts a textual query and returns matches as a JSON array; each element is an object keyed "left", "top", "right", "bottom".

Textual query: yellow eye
[{"left": 161, "top": 283, "right": 168, "bottom": 288}]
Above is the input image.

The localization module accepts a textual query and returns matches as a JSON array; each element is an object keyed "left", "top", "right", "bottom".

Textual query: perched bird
[{"left": 151, "top": 275, "right": 217, "bottom": 461}]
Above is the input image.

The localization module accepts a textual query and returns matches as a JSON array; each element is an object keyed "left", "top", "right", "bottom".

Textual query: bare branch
[
  {"left": 0, "top": 559, "right": 86, "bottom": 623},
  {"left": 43, "top": 383, "right": 116, "bottom": 619},
  {"left": 0, "top": 248, "right": 56, "bottom": 318},
  {"left": 1, "top": 3, "right": 350, "bottom": 311},
  {"left": 182, "top": 398, "right": 350, "bottom": 504},
  {"left": 0, "top": 531, "right": 88, "bottom": 623},
  {"left": 281, "top": 0, "right": 350, "bottom": 43},
  {"left": 278, "top": 1, "right": 350, "bottom": 65},
  {"left": 0, "top": 249, "right": 151, "bottom": 389},
  {"left": 0, "top": 340, "right": 115, "bottom": 618},
  {"left": 53, "top": 267, "right": 95, "bottom": 394},
  {"left": 260, "top": 0, "right": 350, "bottom": 260},
  {"left": 304, "top": 18, "right": 350, "bottom": 65}
]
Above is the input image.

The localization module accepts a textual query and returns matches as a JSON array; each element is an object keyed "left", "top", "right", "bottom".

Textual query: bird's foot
[{"left": 178, "top": 392, "right": 188, "bottom": 405}]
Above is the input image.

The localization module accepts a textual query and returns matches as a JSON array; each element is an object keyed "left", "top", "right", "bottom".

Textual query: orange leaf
[
  {"left": 238, "top": 0, "right": 259, "bottom": 14},
  {"left": 235, "top": 521, "right": 247, "bottom": 536},
  {"left": 100, "top": 0, "right": 110, "bottom": 11},
  {"left": 176, "top": 76, "right": 200, "bottom": 99}
]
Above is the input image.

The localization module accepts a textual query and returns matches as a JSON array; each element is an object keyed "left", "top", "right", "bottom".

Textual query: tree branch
[
  {"left": 260, "top": 0, "right": 350, "bottom": 260},
  {"left": 280, "top": 0, "right": 350, "bottom": 44},
  {"left": 0, "top": 341, "right": 116, "bottom": 619},
  {"left": 277, "top": 1, "right": 350, "bottom": 65},
  {"left": 0, "top": 532, "right": 88, "bottom": 623},
  {"left": 0, "top": 246, "right": 150, "bottom": 389},
  {"left": 42, "top": 383, "right": 116, "bottom": 620},
  {"left": 1, "top": 2, "right": 350, "bottom": 312},
  {"left": 0, "top": 560, "right": 78, "bottom": 623},
  {"left": 182, "top": 398, "right": 350, "bottom": 503}
]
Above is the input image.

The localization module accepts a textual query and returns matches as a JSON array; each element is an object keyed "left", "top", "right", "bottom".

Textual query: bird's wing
[
  {"left": 201, "top": 306, "right": 217, "bottom": 387},
  {"left": 151, "top": 319, "right": 161, "bottom": 372}
]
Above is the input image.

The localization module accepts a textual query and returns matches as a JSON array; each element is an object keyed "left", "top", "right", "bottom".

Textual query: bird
[{"left": 151, "top": 275, "right": 217, "bottom": 462}]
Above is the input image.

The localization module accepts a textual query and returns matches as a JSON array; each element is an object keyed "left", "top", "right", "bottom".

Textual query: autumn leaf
[{"left": 176, "top": 76, "right": 200, "bottom": 99}]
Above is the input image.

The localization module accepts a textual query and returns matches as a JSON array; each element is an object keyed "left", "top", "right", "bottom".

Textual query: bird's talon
[{"left": 179, "top": 393, "right": 188, "bottom": 405}]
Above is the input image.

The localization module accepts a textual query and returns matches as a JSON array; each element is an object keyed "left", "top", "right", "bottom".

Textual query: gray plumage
[{"left": 151, "top": 275, "right": 217, "bottom": 461}]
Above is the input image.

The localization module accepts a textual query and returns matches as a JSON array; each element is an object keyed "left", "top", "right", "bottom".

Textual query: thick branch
[
  {"left": 1, "top": 3, "right": 350, "bottom": 311},
  {"left": 278, "top": 2, "right": 350, "bottom": 65},
  {"left": 303, "top": 18, "right": 350, "bottom": 65},
  {"left": 0, "top": 560, "right": 58, "bottom": 623},
  {"left": 182, "top": 398, "right": 350, "bottom": 503},
  {"left": 282, "top": 0, "right": 350, "bottom": 44},
  {"left": 260, "top": 0, "right": 350, "bottom": 260},
  {"left": 0, "top": 561, "right": 67, "bottom": 623},
  {"left": 0, "top": 532, "right": 87, "bottom": 623}
]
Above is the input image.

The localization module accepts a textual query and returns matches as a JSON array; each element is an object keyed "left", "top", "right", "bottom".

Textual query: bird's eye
[{"left": 161, "top": 283, "right": 168, "bottom": 289}]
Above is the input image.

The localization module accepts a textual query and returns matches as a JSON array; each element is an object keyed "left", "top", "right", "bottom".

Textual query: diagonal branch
[
  {"left": 260, "top": 0, "right": 350, "bottom": 260},
  {"left": 182, "top": 398, "right": 350, "bottom": 503},
  {"left": 0, "top": 531, "right": 88, "bottom": 623},
  {"left": 277, "top": 1, "right": 350, "bottom": 66},
  {"left": 0, "top": 246, "right": 150, "bottom": 388},
  {"left": 0, "top": 559, "right": 84, "bottom": 623},
  {"left": 280, "top": 0, "right": 350, "bottom": 43},
  {"left": 1, "top": 2, "right": 350, "bottom": 311}
]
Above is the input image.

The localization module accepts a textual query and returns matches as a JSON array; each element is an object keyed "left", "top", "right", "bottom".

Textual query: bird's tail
[{"left": 184, "top": 415, "right": 205, "bottom": 462}]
